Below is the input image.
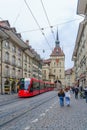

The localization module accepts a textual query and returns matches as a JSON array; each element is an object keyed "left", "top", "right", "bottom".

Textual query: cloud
[{"left": 0, "top": 0, "right": 82, "bottom": 70}]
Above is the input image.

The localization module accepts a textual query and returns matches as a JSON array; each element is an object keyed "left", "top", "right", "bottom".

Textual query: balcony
[
  {"left": 24, "top": 68, "right": 27, "bottom": 71},
  {"left": 12, "top": 62, "right": 16, "bottom": 67},
  {"left": 17, "top": 64, "right": 22, "bottom": 69},
  {"left": 4, "top": 72, "right": 10, "bottom": 78},
  {"left": 4, "top": 60, "right": 10, "bottom": 65}
]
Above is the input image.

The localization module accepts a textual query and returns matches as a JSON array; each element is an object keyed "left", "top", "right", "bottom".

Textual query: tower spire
[{"left": 55, "top": 28, "right": 60, "bottom": 47}]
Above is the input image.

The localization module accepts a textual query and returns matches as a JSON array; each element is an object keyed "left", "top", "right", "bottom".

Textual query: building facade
[
  {"left": 72, "top": 0, "right": 87, "bottom": 88},
  {"left": 42, "top": 30, "right": 65, "bottom": 85},
  {"left": 65, "top": 67, "right": 75, "bottom": 87},
  {"left": 0, "top": 20, "right": 42, "bottom": 94}
]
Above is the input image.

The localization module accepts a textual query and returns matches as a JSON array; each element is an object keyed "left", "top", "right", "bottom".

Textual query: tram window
[
  {"left": 20, "top": 80, "right": 30, "bottom": 90},
  {"left": 33, "top": 81, "right": 39, "bottom": 90},
  {"left": 20, "top": 81, "right": 24, "bottom": 90},
  {"left": 40, "top": 82, "right": 44, "bottom": 89},
  {"left": 24, "top": 80, "right": 30, "bottom": 90}
]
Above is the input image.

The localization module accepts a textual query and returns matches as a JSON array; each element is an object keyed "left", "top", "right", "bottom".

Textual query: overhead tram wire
[
  {"left": 20, "top": 18, "right": 82, "bottom": 33},
  {"left": 40, "top": 0, "right": 55, "bottom": 41},
  {"left": 12, "top": 13, "right": 20, "bottom": 26},
  {"left": 24, "top": 0, "right": 52, "bottom": 50}
]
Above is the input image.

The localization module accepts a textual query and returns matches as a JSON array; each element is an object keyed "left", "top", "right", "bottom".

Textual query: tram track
[
  {"left": 0, "top": 97, "right": 24, "bottom": 107},
  {"left": 0, "top": 94, "right": 57, "bottom": 128}
]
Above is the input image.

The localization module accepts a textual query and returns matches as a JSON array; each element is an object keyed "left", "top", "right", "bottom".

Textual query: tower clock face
[{"left": 56, "top": 58, "right": 59, "bottom": 63}]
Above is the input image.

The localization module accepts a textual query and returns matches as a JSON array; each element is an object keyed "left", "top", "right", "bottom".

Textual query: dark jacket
[
  {"left": 74, "top": 87, "right": 79, "bottom": 94},
  {"left": 58, "top": 92, "right": 65, "bottom": 97}
]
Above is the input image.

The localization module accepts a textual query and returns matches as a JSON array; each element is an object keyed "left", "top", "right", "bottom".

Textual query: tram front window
[{"left": 20, "top": 79, "right": 30, "bottom": 90}]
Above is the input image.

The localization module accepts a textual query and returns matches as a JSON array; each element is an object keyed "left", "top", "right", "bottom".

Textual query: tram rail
[
  {"left": 0, "top": 97, "right": 24, "bottom": 107},
  {"left": 0, "top": 94, "right": 57, "bottom": 128}
]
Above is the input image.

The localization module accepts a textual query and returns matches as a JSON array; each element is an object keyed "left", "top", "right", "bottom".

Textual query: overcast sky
[{"left": 0, "top": 0, "right": 83, "bottom": 69}]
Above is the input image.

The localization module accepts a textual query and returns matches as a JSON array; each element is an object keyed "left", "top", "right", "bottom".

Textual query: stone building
[
  {"left": 42, "top": 30, "right": 65, "bottom": 85},
  {"left": 72, "top": 0, "right": 87, "bottom": 88},
  {"left": 0, "top": 20, "right": 42, "bottom": 94},
  {"left": 65, "top": 67, "right": 75, "bottom": 87}
]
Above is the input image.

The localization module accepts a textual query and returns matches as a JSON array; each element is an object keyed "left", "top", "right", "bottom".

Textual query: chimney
[
  {"left": 25, "top": 40, "right": 29, "bottom": 45},
  {"left": 0, "top": 20, "right": 10, "bottom": 28}
]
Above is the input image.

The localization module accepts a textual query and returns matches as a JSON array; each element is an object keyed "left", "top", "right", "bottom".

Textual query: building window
[
  {"left": 5, "top": 42, "right": 10, "bottom": 49},
  {"left": 12, "top": 68, "right": 15, "bottom": 76},
  {"left": 25, "top": 55, "right": 27, "bottom": 62},
  {"left": 12, "top": 45, "right": 16, "bottom": 52},
  {"left": 24, "top": 64, "right": 27, "bottom": 70},
  {"left": 25, "top": 73, "right": 27, "bottom": 77},
  {"left": 12, "top": 56, "right": 16, "bottom": 65},
  {"left": 5, "top": 66, "right": 10, "bottom": 76},
  {"left": 18, "top": 48, "right": 21, "bottom": 56},
  {"left": 18, "top": 58, "right": 21, "bottom": 66},
  {"left": 5, "top": 52, "right": 9, "bottom": 61}
]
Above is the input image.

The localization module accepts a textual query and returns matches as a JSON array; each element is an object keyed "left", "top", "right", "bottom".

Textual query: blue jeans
[
  {"left": 65, "top": 97, "right": 70, "bottom": 105},
  {"left": 59, "top": 97, "right": 64, "bottom": 106}
]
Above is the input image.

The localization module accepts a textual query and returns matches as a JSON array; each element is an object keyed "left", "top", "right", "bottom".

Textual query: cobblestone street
[
  {"left": 1, "top": 92, "right": 87, "bottom": 130},
  {"left": 24, "top": 93, "right": 87, "bottom": 130}
]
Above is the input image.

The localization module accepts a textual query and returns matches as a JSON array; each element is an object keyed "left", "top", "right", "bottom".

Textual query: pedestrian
[
  {"left": 74, "top": 86, "right": 79, "bottom": 99},
  {"left": 17, "top": 81, "right": 20, "bottom": 93},
  {"left": 72, "top": 87, "right": 75, "bottom": 94},
  {"left": 83, "top": 86, "right": 87, "bottom": 103},
  {"left": 58, "top": 88, "right": 65, "bottom": 107},
  {"left": 65, "top": 87, "right": 71, "bottom": 106}
]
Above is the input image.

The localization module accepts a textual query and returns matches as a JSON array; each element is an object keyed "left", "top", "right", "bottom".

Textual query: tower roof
[
  {"left": 50, "top": 29, "right": 64, "bottom": 57},
  {"left": 55, "top": 28, "right": 60, "bottom": 47}
]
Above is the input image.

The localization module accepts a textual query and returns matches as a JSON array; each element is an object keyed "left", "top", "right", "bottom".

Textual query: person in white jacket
[{"left": 65, "top": 87, "right": 71, "bottom": 106}]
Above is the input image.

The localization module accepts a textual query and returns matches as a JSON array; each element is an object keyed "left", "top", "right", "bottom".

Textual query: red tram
[{"left": 18, "top": 78, "right": 54, "bottom": 97}]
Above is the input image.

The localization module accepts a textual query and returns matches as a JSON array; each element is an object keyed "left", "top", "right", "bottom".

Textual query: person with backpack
[{"left": 58, "top": 88, "right": 65, "bottom": 107}]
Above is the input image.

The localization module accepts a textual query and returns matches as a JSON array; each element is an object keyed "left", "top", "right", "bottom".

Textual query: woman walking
[
  {"left": 65, "top": 87, "right": 71, "bottom": 106},
  {"left": 58, "top": 88, "right": 65, "bottom": 107}
]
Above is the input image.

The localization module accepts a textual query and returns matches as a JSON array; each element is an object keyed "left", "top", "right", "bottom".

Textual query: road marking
[
  {"left": 45, "top": 109, "right": 49, "bottom": 112},
  {"left": 40, "top": 113, "right": 45, "bottom": 117},
  {"left": 32, "top": 118, "right": 38, "bottom": 123},
  {"left": 24, "top": 126, "right": 30, "bottom": 130}
]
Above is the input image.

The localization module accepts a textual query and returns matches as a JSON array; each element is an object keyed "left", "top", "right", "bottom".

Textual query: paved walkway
[
  {"left": 0, "top": 93, "right": 18, "bottom": 102},
  {"left": 0, "top": 92, "right": 87, "bottom": 130},
  {"left": 27, "top": 93, "right": 87, "bottom": 130}
]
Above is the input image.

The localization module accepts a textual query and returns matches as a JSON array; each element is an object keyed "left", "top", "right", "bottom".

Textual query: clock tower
[{"left": 49, "top": 29, "right": 65, "bottom": 85}]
